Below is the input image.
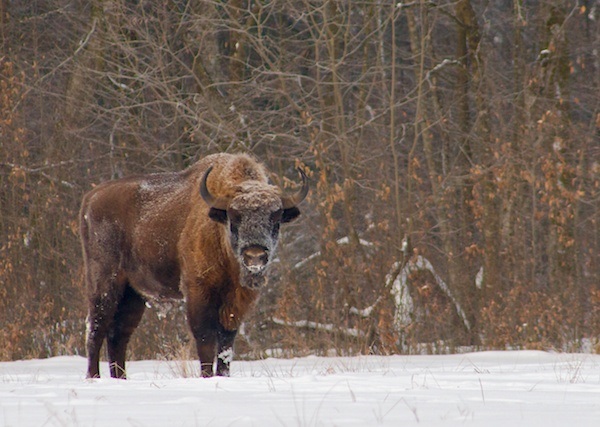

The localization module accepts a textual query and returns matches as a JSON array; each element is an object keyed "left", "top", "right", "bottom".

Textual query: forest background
[{"left": 1, "top": 0, "right": 599, "bottom": 361}]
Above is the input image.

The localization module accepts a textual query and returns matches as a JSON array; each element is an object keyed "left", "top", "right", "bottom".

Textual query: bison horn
[
  {"left": 200, "top": 166, "right": 230, "bottom": 210},
  {"left": 281, "top": 168, "right": 309, "bottom": 209}
]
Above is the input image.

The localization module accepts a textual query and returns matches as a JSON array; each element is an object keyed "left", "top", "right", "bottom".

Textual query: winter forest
[{"left": 0, "top": 0, "right": 599, "bottom": 362}]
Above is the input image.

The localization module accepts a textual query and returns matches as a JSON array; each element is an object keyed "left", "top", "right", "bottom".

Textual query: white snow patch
[
  {"left": 1, "top": 352, "right": 599, "bottom": 426},
  {"left": 218, "top": 348, "right": 234, "bottom": 365}
]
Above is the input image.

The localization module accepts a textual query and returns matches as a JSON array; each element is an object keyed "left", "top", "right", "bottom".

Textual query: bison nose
[{"left": 242, "top": 245, "right": 269, "bottom": 272}]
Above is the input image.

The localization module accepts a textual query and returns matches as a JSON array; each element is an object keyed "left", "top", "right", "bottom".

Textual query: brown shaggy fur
[{"left": 80, "top": 153, "right": 305, "bottom": 378}]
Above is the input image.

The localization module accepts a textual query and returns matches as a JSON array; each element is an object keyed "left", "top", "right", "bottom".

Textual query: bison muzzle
[{"left": 80, "top": 153, "right": 308, "bottom": 378}]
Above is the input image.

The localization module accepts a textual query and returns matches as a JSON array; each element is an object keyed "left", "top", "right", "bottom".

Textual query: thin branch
[
  {"left": 271, "top": 317, "right": 365, "bottom": 338},
  {"left": 13, "top": 18, "right": 98, "bottom": 114},
  {"left": 349, "top": 297, "right": 382, "bottom": 318},
  {"left": 2, "top": 162, "right": 77, "bottom": 189},
  {"left": 293, "top": 236, "right": 374, "bottom": 270}
]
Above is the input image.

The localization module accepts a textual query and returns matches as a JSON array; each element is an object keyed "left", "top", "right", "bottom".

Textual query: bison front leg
[
  {"left": 187, "top": 303, "right": 219, "bottom": 377},
  {"left": 189, "top": 321, "right": 236, "bottom": 377},
  {"left": 216, "top": 328, "right": 237, "bottom": 377},
  {"left": 194, "top": 331, "right": 218, "bottom": 377},
  {"left": 188, "top": 311, "right": 237, "bottom": 377}
]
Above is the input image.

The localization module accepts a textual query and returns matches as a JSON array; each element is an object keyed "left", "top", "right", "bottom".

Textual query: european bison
[{"left": 80, "top": 153, "right": 308, "bottom": 378}]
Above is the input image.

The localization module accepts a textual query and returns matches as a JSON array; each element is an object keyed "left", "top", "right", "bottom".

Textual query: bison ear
[
  {"left": 281, "top": 206, "right": 301, "bottom": 223},
  {"left": 208, "top": 207, "right": 228, "bottom": 224}
]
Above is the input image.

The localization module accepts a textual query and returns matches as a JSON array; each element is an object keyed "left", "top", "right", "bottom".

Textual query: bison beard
[{"left": 80, "top": 153, "right": 307, "bottom": 378}]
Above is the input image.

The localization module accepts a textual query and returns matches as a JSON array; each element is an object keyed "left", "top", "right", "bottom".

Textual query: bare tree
[{"left": 1, "top": 0, "right": 599, "bottom": 360}]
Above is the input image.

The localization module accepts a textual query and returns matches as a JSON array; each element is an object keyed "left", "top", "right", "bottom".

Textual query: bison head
[{"left": 200, "top": 166, "right": 308, "bottom": 288}]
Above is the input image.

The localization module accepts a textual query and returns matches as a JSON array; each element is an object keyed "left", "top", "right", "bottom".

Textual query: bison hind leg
[
  {"left": 85, "top": 312, "right": 106, "bottom": 379},
  {"left": 106, "top": 285, "right": 146, "bottom": 379},
  {"left": 86, "top": 281, "right": 125, "bottom": 379}
]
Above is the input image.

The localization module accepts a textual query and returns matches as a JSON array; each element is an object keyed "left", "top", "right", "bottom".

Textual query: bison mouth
[{"left": 240, "top": 268, "right": 268, "bottom": 289}]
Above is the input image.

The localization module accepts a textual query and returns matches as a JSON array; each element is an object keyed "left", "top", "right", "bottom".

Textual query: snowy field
[{"left": 1, "top": 351, "right": 599, "bottom": 426}]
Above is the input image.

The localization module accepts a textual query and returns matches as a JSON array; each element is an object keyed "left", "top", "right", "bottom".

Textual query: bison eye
[
  {"left": 227, "top": 209, "right": 241, "bottom": 241},
  {"left": 230, "top": 222, "right": 239, "bottom": 240},
  {"left": 228, "top": 208, "right": 242, "bottom": 224},
  {"left": 270, "top": 209, "right": 283, "bottom": 223},
  {"left": 271, "top": 222, "right": 280, "bottom": 239}
]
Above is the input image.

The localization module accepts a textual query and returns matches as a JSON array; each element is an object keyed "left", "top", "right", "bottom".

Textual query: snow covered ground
[{"left": 1, "top": 351, "right": 599, "bottom": 426}]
